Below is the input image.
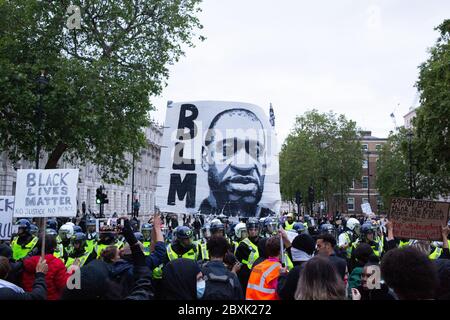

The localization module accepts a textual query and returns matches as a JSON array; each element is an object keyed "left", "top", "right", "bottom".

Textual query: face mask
[{"left": 196, "top": 280, "right": 206, "bottom": 299}]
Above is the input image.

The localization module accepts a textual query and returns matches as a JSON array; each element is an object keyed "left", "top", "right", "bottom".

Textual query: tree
[
  {"left": 0, "top": 0, "right": 204, "bottom": 183},
  {"left": 376, "top": 129, "right": 410, "bottom": 208},
  {"left": 413, "top": 19, "right": 450, "bottom": 194},
  {"left": 279, "top": 110, "right": 363, "bottom": 214}
]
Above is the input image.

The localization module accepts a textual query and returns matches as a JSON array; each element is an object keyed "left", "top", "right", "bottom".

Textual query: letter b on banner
[{"left": 366, "top": 265, "right": 381, "bottom": 289}]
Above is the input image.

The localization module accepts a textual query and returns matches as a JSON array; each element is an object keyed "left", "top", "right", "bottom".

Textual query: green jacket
[{"left": 348, "top": 266, "right": 363, "bottom": 291}]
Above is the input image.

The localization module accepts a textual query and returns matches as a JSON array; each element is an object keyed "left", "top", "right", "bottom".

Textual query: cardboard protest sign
[
  {"left": 14, "top": 169, "right": 79, "bottom": 218},
  {"left": 0, "top": 196, "right": 14, "bottom": 240},
  {"left": 156, "top": 101, "right": 281, "bottom": 218},
  {"left": 389, "top": 198, "right": 450, "bottom": 241},
  {"left": 361, "top": 202, "right": 372, "bottom": 214}
]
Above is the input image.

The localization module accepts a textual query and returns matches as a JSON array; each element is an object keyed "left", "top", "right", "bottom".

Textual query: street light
[
  {"left": 36, "top": 70, "right": 49, "bottom": 169},
  {"left": 366, "top": 150, "right": 372, "bottom": 210}
]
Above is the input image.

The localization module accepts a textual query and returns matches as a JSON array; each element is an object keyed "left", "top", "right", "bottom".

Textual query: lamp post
[{"left": 36, "top": 71, "right": 49, "bottom": 169}]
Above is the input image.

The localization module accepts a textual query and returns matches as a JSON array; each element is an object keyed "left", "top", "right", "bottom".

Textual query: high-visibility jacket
[
  {"left": 246, "top": 259, "right": 281, "bottom": 300},
  {"left": 96, "top": 242, "right": 119, "bottom": 259},
  {"left": 198, "top": 242, "right": 209, "bottom": 261},
  {"left": 86, "top": 235, "right": 97, "bottom": 253},
  {"left": 429, "top": 241, "right": 450, "bottom": 260},
  {"left": 283, "top": 252, "right": 294, "bottom": 271},
  {"left": 143, "top": 241, "right": 151, "bottom": 256},
  {"left": 166, "top": 244, "right": 198, "bottom": 261},
  {"left": 238, "top": 238, "right": 259, "bottom": 269},
  {"left": 65, "top": 251, "right": 91, "bottom": 268},
  {"left": 399, "top": 240, "right": 412, "bottom": 248},
  {"left": 284, "top": 221, "right": 295, "bottom": 231},
  {"left": 11, "top": 236, "right": 38, "bottom": 261}
]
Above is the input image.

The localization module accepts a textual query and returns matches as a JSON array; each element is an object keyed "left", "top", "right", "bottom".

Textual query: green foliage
[
  {"left": 413, "top": 19, "right": 450, "bottom": 193},
  {"left": 279, "top": 110, "right": 363, "bottom": 210},
  {"left": 0, "top": 0, "right": 204, "bottom": 183}
]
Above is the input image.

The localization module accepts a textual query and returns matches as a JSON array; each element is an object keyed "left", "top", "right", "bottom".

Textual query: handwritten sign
[
  {"left": 389, "top": 198, "right": 450, "bottom": 241},
  {"left": 14, "top": 169, "right": 79, "bottom": 218},
  {"left": 0, "top": 196, "right": 14, "bottom": 240}
]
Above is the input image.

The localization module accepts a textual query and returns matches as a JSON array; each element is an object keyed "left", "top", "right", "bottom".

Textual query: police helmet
[
  {"left": 201, "top": 223, "right": 211, "bottom": 238},
  {"left": 73, "top": 225, "right": 82, "bottom": 233},
  {"left": 264, "top": 217, "right": 279, "bottom": 234},
  {"left": 86, "top": 218, "right": 96, "bottom": 227},
  {"left": 59, "top": 224, "right": 74, "bottom": 240},
  {"left": 361, "top": 222, "right": 375, "bottom": 235},
  {"left": 210, "top": 221, "right": 225, "bottom": 235},
  {"left": 293, "top": 222, "right": 306, "bottom": 234},
  {"left": 234, "top": 223, "right": 248, "bottom": 239},
  {"left": 319, "top": 223, "right": 336, "bottom": 237},
  {"left": 175, "top": 226, "right": 193, "bottom": 240},
  {"left": 29, "top": 224, "right": 39, "bottom": 237},
  {"left": 46, "top": 219, "right": 58, "bottom": 231},
  {"left": 16, "top": 219, "right": 31, "bottom": 233},
  {"left": 46, "top": 228, "right": 58, "bottom": 238},
  {"left": 246, "top": 218, "right": 259, "bottom": 230},
  {"left": 141, "top": 223, "right": 152, "bottom": 232}
]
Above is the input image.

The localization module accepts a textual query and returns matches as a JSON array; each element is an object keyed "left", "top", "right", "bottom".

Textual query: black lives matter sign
[
  {"left": 14, "top": 169, "right": 79, "bottom": 218},
  {"left": 389, "top": 198, "right": 450, "bottom": 241}
]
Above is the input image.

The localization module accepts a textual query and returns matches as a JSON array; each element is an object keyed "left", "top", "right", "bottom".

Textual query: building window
[
  {"left": 362, "top": 160, "right": 368, "bottom": 168},
  {"left": 375, "top": 144, "right": 382, "bottom": 151},
  {"left": 350, "top": 179, "right": 355, "bottom": 189},
  {"left": 347, "top": 197, "right": 355, "bottom": 211},
  {"left": 362, "top": 198, "right": 369, "bottom": 204},
  {"left": 362, "top": 176, "right": 369, "bottom": 189},
  {"left": 362, "top": 144, "right": 368, "bottom": 152}
]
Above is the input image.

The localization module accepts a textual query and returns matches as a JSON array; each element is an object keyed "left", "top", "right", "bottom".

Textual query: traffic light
[
  {"left": 101, "top": 192, "right": 109, "bottom": 204},
  {"left": 96, "top": 187, "right": 102, "bottom": 204}
]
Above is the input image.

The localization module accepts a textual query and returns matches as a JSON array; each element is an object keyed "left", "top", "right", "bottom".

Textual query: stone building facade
[{"left": 0, "top": 125, "right": 163, "bottom": 217}]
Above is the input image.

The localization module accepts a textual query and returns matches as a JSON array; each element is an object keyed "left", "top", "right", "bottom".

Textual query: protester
[
  {"left": 200, "top": 235, "right": 243, "bottom": 300},
  {"left": 246, "top": 236, "right": 282, "bottom": 300},
  {"left": 277, "top": 233, "right": 316, "bottom": 300},
  {"left": 316, "top": 233, "right": 348, "bottom": 280},
  {"left": 161, "top": 258, "right": 203, "bottom": 300},
  {"left": 381, "top": 246, "right": 439, "bottom": 300},
  {"left": 22, "top": 235, "right": 71, "bottom": 300},
  {"left": 0, "top": 256, "right": 47, "bottom": 300},
  {"left": 294, "top": 255, "right": 346, "bottom": 300}
]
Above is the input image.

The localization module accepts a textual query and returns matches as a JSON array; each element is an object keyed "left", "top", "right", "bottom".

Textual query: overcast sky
[{"left": 150, "top": 0, "right": 449, "bottom": 145}]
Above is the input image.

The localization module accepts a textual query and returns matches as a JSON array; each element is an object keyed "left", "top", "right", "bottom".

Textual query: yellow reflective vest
[{"left": 11, "top": 236, "right": 38, "bottom": 261}]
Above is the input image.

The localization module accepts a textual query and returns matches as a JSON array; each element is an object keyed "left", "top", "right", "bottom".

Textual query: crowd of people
[{"left": 0, "top": 211, "right": 449, "bottom": 300}]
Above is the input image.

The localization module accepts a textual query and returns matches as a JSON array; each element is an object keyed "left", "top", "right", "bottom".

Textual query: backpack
[{"left": 201, "top": 264, "right": 236, "bottom": 300}]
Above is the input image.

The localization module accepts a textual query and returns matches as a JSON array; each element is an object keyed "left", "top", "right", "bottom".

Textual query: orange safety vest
[{"left": 246, "top": 259, "right": 281, "bottom": 300}]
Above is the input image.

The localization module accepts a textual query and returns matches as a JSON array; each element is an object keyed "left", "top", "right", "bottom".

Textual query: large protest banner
[
  {"left": 14, "top": 169, "right": 79, "bottom": 218},
  {"left": 0, "top": 196, "right": 14, "bottom": 240},
  {"left": 156, "top": 101, "right": 281, "bottom": 218},
  {"left": 389, "top": 197, "right": 450, "bottom": 241}
]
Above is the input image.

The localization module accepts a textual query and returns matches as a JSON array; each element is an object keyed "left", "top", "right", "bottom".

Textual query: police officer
[
  {"left": 163, "top": 226, "right": 198, "bottom": 263},
  {"left": 141, "top": 223, "right": 152, "bottom": 256},
  {"left": 360, "top": 222, "right": 381, "bottom": 257},
  {"left": 11, "top": 219, "right": 39, "bottom": 261},
  {"left": 338, "top": 217, "right": 360, "bottom": 260},
  {"left": 264, "top": 217, "right": 279, "bottom": 237},
  {"left": 196, "top": 223, "right": 211, "bottom": 262},
  {"left": 319, "top": 223, "right": 337, "bottom": 240},
  {"left": 85, "top": 217, "right": 98, "bottom": 253},
  {"left": 284, "top": 213, "right": 295, "bottom": 231},
  {"left": 96, "top": 225, "right": 117, "bottom": 258},
  {"left": 234, "top": 218, "right": 261, "bottom": 291},
  {"left": 46, "top": 218, "right": 58, "bottom": 232},
  {"left": 293, "top": 222, "right": 308, "bottom": 235},
  {"left": 65, "top": 232, "right": 96, "bottom": 268},
  {"left": 56, "top": 223, "right": 74, "bottom": 262}
]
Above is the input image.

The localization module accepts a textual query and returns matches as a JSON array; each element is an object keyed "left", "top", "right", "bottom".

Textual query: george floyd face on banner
[{"left": 156, "top": 101, "right": 280, "bottom": 218}]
